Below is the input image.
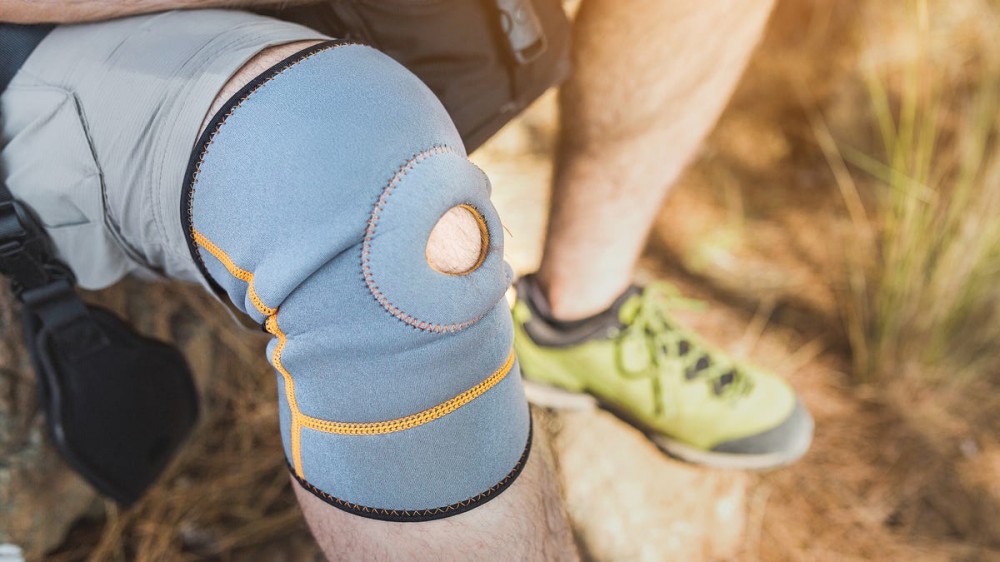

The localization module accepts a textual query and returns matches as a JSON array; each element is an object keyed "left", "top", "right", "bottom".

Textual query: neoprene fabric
[{"left": 184, "top": 42, "right": 531, "bottom": 520}]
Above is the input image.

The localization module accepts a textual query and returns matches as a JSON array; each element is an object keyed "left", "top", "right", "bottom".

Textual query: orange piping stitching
[
  {"left": 193, "top": 231, "right": 517, "bottom": 477},
  {"left": 185, "top": 43, "right": 507, "bottom": 472},
  {"left": 193, "top": 229, "right": 276, "bottom": 317},
  {"left": 187, "top": 44, "right": 357, "bottom": 477},
  {"left": 299, "top": 350, "right": 515, "bottom": 435},
  {"left": 186, "top": 41, "right": 357, "bottom": 285},
  {"left": 265, "top": 314, "right": 305, "bottom": 477}
]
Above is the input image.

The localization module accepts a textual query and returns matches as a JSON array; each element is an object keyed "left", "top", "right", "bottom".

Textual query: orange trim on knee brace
[{"left": 194, "top": 230, "right": 517, "bottom": 479}]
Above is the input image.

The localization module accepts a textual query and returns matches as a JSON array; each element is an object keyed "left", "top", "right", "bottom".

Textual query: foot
[{"left": 513, "top": 275, "right": 814, "bottom": 470}]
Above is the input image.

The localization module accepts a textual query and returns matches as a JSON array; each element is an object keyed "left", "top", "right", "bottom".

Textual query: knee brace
[{"left": 182, "top": 42, "right": 530, "bottom": 521}]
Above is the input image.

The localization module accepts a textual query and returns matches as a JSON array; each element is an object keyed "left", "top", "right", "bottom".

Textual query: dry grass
[
  {"left": 839, "top": 0, "right": 1000, "bottom": 384},
  {"left": 646, "top": 0, "right": 1000, "bottom": 557},
  {"left": 749, "top": 0, "right": 1000, "bottom": 557}
]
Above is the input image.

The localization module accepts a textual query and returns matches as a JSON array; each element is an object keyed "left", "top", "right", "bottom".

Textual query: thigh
[{"left": 0, "top": 10, "right": 327, "bottom": 290}]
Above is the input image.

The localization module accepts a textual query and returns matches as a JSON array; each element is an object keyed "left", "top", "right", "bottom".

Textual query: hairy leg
[
  {"left": 536, "top": 0, "right": 777, "bottom": 320},
  {"left": 295, "top": 426, "right": 574, "bottom": 561},
  {"left": 211, "top": 42, "right": 577, "bottom": 562}
]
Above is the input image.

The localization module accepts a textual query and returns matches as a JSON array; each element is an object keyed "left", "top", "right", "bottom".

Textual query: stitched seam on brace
[
  {"left": 185, "top": 41, "right": 358, "bottom": 289},
  {"left": 193, "top": 229, "right": 276, "bottom": 317},
  {"left": 194, "top": 230, "right": 517, "bottom": 477},
  {"left": 362, "top": 146, "right": 493, "bottom": 333},
  {"left": 192, "top": 230, "right": 304, "bottom": 474},
  {"left": 299, "top": 350, "right": 515, "bottom": 435},
  {"left": 265, "top": 314, "right": 306, "bottom": 477}
]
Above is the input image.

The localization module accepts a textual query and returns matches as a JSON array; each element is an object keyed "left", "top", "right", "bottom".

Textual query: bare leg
[
  {"left": 211, "top": 43, "right": 577, "bottom": 562},
  {"left": 295, "top": 429, "right": 575, "bottom": 561},
  {"left": 536, "top": 0, "right": 777, "bottom": 320}
]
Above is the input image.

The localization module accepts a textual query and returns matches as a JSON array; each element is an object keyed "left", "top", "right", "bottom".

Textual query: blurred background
[{"left": 3, "top": 0, "right": 1000, "bottom": 559}]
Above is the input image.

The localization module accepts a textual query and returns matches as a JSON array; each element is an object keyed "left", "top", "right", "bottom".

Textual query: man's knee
[
  {"left": 427, "top": 205, "right": 490, "bottom": 275},
  {"left": 186, "top": 42, "right": 531, "bottom": 520}
]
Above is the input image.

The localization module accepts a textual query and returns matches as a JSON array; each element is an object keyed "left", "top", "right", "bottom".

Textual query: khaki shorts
[{"left": 0, "top": 10, "right": 327, "bottom": 289}]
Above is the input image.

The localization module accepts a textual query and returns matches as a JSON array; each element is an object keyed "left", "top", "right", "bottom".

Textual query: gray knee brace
[{"left": 182, "top": 42, "right": 531, "bottom": 521}]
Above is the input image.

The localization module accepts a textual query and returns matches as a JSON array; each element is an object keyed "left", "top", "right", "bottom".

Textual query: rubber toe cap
[{"left": 710, "top": 399, "right": 814, "bottom": 464}]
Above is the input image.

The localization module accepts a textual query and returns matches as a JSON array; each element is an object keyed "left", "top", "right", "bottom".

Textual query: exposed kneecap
[
  {"left": 426, "top": 204, "right": 490, "bottom": 276},
  {"left": 183, "top": 41, "right": 530, "bottom": 520}
]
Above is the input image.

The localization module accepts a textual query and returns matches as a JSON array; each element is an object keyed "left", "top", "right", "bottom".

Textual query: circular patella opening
[{"left": 425, "top": 204, "right": 490, "bottom": 275}]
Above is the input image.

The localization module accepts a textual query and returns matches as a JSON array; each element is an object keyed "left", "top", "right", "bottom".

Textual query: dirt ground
[
  {"left": 15, "top": 0, "right": 1000, "bottom": 560},
  {"left": 638, "top": 1, "right": 1000, "bottom": 559}
]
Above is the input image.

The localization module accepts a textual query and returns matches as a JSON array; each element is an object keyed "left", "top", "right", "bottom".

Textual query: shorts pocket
[{"left": 1, "top": 84, "right": 133, "bottom": 288}]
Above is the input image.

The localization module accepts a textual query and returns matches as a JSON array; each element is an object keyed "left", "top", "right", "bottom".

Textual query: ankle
[
  {"left": 533, "top": 272, "right": 633, "bottom": 322},
  {"left": 522, "top": 274, "right": 637, "bottom": 326}
]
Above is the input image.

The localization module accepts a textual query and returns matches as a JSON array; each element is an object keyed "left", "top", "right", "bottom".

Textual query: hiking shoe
[{"left": 512, "top": 275, "right": 813, "bottom": 470}]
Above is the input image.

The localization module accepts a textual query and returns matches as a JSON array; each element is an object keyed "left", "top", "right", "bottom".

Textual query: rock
[
  {"left": 0, "top": 288, "right": 96, "bottom": 559},
  {"left": 539, "top": 409, "right": 748, "bottom": 562}
]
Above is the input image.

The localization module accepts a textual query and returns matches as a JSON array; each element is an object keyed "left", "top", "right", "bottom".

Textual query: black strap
[
  {"left": 0, "top": 175, "right": 76, "bottom": 292},
  {"left": 0, "top": 167, "right": 104, "bottom": 363}
]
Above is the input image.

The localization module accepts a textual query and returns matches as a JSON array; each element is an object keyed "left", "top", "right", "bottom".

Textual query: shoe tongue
[{"left": 519, "top": 275, "right": 642, "bottom": 346}]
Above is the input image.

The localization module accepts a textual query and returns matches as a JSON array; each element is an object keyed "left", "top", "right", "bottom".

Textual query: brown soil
[{"left": 641, "top": 0, "right": 1000, "bottom": 559}]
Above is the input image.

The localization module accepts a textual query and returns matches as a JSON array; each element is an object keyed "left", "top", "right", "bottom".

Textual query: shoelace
[{"left": 611, "top": 282, "right": 754, "bottom": 417}]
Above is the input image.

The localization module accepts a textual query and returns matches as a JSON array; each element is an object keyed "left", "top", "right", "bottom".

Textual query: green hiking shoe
[{"left": 513, "top": 275, "right": 813, "bottom": 470}]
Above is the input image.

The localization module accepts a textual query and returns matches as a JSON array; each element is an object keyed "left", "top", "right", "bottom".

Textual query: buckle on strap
[
  {"left": 0, "top": 198, "right": 73, "bottom": 298},
  {"left": 493, "top": 0, "right": 548, "bottom": 65},
  {"left": 0, "top": 198, "right": 96, "bottom": 355}
]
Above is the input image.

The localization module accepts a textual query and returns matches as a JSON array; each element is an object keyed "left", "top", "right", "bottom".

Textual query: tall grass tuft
[{"left": 840, "top": 0, "right": 1000, "bottom": 381}]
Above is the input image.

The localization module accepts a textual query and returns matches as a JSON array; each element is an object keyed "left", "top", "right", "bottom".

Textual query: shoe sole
[
  {"left": 522, "top": 380, "right": 813, "bottom": 471},
  {"left": 523, "top": 379, "right": 599, "bottom": 410}
]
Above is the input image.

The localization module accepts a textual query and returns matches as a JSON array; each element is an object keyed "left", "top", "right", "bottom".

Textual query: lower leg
[
  {"left": 295, "top": 431, "right": 575, "bottom": 561},
  {"left": 208, "top": 43, "right": 577, "bottom": 562},
  {"left": 536, "top": 0, "right": 776, "bottom": 320},
  {"left": 293, "top": 223, "right": 576, "bottom": 559}
]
